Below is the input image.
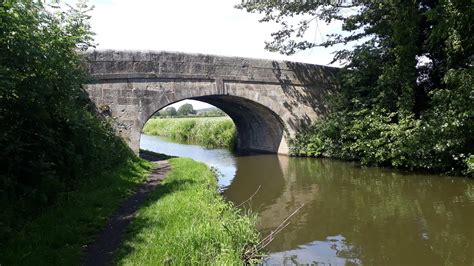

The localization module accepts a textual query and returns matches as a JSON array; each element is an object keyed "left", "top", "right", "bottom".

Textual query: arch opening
[
  {"left": 139, "top": 96, "right": 288, "bottom": 155},
  {"left": 191, "top": 95, "right": 287, "bottom": 154}
]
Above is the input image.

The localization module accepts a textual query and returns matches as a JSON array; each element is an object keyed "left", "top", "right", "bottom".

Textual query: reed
[{"left": 143, "top": 117, "right": 236, "bottom": 149}]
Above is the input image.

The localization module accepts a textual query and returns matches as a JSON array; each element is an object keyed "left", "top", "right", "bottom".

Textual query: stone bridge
[{"left": 83, "top": 50, "right": 339, "bottom": 155}]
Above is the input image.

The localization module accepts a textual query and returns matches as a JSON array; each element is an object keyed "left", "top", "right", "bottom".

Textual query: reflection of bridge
[
  {"left": 83, "top": 50, "right": 339, "bottom": 154},
  {"left": 223, "top": 154, "right": 321, "bottom": 251}
]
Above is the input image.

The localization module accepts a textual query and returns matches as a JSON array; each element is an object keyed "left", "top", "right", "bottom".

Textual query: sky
[{"left": 88, "top": 0, "right": 346, "bottom": 109}]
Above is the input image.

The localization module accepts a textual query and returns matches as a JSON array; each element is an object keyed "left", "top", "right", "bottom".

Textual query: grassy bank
[
  {"left": 0, "top": 158, "right": 152, "bottom": 265},
  {"left": 142, "top": 117, "right": 236, "bottom": 149},
  {"left": 117, "top": 157, "right": 260, "bottom": 265}
]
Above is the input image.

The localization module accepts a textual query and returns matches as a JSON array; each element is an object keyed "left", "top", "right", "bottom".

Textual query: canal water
[{"left": 141, "top": 134, "right": 474, "bottom": 265}]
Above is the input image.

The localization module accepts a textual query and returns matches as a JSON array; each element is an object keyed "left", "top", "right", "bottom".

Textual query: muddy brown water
[{"left": 141, "top": 134, "right": 474, "bottom": 265}]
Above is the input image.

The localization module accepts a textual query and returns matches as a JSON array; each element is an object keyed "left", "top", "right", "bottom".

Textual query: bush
[
  {"left": 291, "top": 83, "right": 474, "bottom": 176},
  {"left": 0, "top": 0, "right": 135, "bottom": 243}
]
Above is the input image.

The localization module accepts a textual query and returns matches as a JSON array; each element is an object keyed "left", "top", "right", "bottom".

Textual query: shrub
[{"left": 0, "top": 0, "right": 135, "bottom": 243}]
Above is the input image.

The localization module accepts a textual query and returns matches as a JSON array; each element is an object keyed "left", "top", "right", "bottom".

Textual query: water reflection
[
  {"left": 141, "top": 134, "right": 474, "bottom": 265},
  {"left": 226, "top": 156, "right": 474, "bottom": 265},
  {"left": 140, "top": 134, "right": 236, "bottom": 187},
  {"left": 265, "top": 235, "right": 361, "bottom": 265}
]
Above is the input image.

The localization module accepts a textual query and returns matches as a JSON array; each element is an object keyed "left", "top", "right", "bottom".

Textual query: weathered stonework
[{"left": 83, "top": 50, "right": 339, "bottom": 155}]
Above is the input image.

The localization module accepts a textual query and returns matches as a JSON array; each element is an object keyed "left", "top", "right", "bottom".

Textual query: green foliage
[
  {"left": 243, "top": 0, "right": 473, "bottom": 176},
  {"left": 160, "top": 106, "right": 177, "bottom": 117},
  {"left": 143, "top": 117, "right": 237, "bottom": 149},
  {"left": 291, "top": 92, "right": 473, "bottom": 175},
  {"left": 0, "top": 159, "right": 151, "bottom": 265},
  {"left": 177, "top": 103, "right": 196, "bottom": 116},
  {"left": 0, "top": 0, "right": 135, "bottom": 244},
  {"left": 466, "top": 155, "right": 474, "bottom": 176},
  {"left": 196, "top": 107, "right": 227, "bottom": 117},
  {"left": 117, "top": 158, "right": 260, "bottom": 265}
]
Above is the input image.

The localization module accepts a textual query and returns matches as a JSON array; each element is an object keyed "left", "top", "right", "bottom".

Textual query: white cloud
[
  {"left": 88, "top": 0, "right": 350, "bottom": 109},
  {"left": 89, "top": 0, "right": 346, "bottom": 66}
]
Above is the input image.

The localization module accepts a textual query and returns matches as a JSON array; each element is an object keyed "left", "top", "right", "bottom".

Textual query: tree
[
  {"left": 0, "top": 0, "right": 133, "bottom": 241},
  {"left": 178, "top": 103, "right": 196, "bottom": 116},
  {"left": 163, "top": 106, "right": 177, "bottom": 117},
  {"left": 240, "top": 0, "right": 474, "bottom": 175}
]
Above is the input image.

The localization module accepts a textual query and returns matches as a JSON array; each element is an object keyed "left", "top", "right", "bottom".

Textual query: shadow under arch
[{"left": 140, "top": 95, "right": 288, "bottom": 154}]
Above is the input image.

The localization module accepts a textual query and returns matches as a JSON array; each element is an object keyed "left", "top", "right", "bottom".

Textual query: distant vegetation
[
  {"left": 155, "top": 104, "right": 227, "bottom": 118},
  {"left": 196, "top": 107, "right": 227, "bottom": 117},
  {"left": 143, "top": 117, "right": 236, "bottom": 149},
  {"left": 160, "top": 106, "right": 178, "bottom": 117}
]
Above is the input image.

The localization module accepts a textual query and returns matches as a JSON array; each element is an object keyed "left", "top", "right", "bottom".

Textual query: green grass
[
  {"left": 116, "top": 158, "right": 260, "bottom": 265},
  {"left": 142, "top": 117, "right": 236, "bottom": 149},
  {"left": 0, "top": 158, "right": 152, "bottom": 265},
  {"left": 0, "top": 155, "right": 260, "bottom": 264}
]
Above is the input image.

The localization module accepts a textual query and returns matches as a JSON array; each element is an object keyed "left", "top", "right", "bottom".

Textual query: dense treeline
[
  {"left": 143, "top": 117, "right": 236, "bottom": 149},
  {"left": 155, "top": 105, "right": 227, "bottom": 118},
  {"left": 0, "top": 0, "right": 134, "bottom": 243},
  {"left": 196, "top": 108, "right": 227, "bottom": 117},
  {"left": 241, "top": 0, "right": 473, "bottom": 176}
]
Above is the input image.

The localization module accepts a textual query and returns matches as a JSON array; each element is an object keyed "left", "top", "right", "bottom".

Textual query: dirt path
[{"left": 82, "top": 160, "right": 171, "bottom": 266}]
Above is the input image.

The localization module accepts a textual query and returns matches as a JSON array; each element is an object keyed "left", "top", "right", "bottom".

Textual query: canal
[{"left": 141, "top": 134, "right": 474, "bottom": 265}]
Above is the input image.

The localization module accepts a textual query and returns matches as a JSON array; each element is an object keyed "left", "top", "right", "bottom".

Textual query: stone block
[{"left": 82, "top": 50, "right": 339, "bottom": 155}]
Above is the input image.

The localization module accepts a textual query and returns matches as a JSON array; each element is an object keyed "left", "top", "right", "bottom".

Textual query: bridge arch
[
  {"left": 141, "top": 95, "right": 288, "bottom": 154},
  {"left": 83, "top": 50, "right": 339, "bottom": 155}
]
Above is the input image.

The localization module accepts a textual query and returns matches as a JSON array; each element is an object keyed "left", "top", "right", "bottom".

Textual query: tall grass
[
  {"left": 117, "top": 158, "right": 260, "bottom": 265},
  {"left": 143, "top": 117, "right": 236, "bottom": 149},
  {"left": 0, "top": 159, "right": 152, "bottom": 264}
]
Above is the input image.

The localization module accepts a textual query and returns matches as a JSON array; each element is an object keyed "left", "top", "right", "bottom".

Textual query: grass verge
[
  {"left": 116, "top": 158, "right": 260, "bottom": 265},
  {"left": 142, "top": 117, "right": 236, "bottom": 149},
  {"left": 0, "top": 158, "right": 152, "bottom": 265}
]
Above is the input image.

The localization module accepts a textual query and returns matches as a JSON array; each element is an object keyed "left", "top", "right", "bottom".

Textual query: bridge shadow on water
[{"left": 139, "top": 149, "right": 176, "bottom": 161}]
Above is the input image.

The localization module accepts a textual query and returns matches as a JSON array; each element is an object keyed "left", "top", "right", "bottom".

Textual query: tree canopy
[
  {"left": 162, "top": 106, "right": 178, "bottom": 117},
  {"left": 239, "top": 0, "right": 473, "bottom": 175},
  {"left": 0, "top": 0, "right": 134, "bottom": 242},
  {"left": 178, "top": 103, "right": 196, "bottom": 116}
]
